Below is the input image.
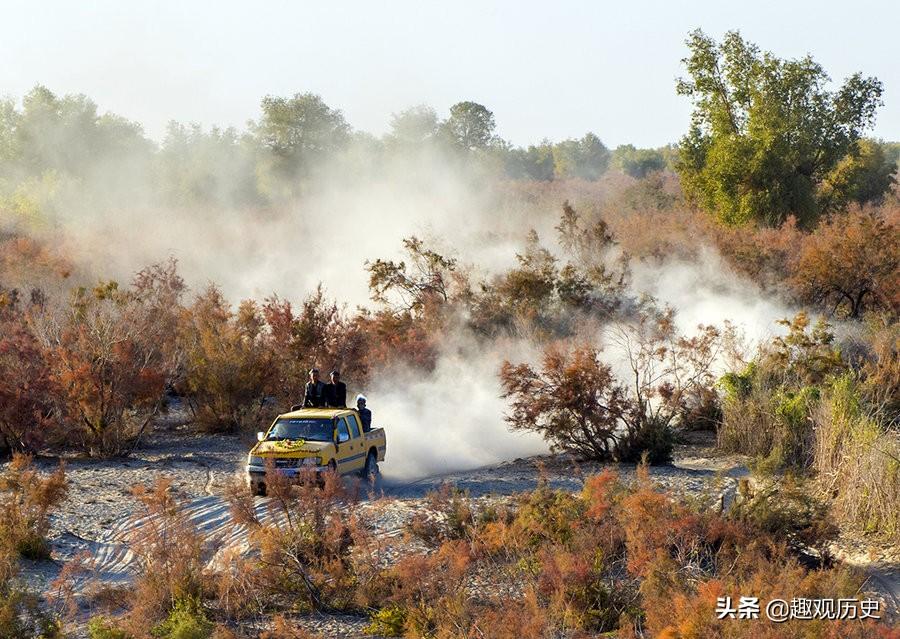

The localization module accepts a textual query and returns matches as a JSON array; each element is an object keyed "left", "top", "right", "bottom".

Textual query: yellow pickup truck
[{"left": 246, "top": 407, "right": 386, "bottom": 495}]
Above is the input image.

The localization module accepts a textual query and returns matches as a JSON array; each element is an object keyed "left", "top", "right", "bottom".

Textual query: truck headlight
[{"left": 248, "top": 455, "right": 264, "bottom": 466}]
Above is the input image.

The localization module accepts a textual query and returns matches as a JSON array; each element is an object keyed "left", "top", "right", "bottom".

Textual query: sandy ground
[{"left": 11, "top": 415, "right": 899, "bottom": 635}]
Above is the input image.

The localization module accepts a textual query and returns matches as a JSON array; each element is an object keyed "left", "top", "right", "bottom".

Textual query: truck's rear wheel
[{"left": 362, "top": 450, "right": 379, "bottom": 482}]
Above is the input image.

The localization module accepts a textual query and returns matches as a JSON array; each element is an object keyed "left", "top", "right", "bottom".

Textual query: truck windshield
[{"left": 268, "top": 418, "right": 333, "bottom": 442}]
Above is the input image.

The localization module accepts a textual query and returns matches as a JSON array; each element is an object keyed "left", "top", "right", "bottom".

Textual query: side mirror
[{"left": 257, "top": 431, "right": 265, "bottom": 442}]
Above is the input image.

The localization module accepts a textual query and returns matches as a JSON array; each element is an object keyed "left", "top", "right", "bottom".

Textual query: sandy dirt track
[{"left": 14, "top": 422, "right": 899, "bottom": 634}]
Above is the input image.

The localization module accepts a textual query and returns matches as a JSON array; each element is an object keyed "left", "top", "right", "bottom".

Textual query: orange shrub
[
  {"left": 381, "top": 539, "right": 474, "bottom": 637},
  {"left": 0, "top": 295, "right": 57, "bottom": 452},
  {"left": 501, "top": 309, "right": 720, "bottom": 463},
  {"left": 31, "top": 264, "right": 182, "bottom": 456},
  {"left": 223, "top": 466, "right": 363, "bottom": 616},
  {"left": 792, "top": 207, "right": 898, "bottom": 319},
  {"left": 353, "top": 307, "right": 440, "bottom": 373},
  {"left": 0, "top": 234, "right": 73, "bottom": 292},
  {"left": 179, "top": 286, "right": 273, "bottom": 433},
  {"left": 262, "top": 286, "right": 369, "bottom": 407},
  {"left": 124, "top": 479, "right": 210, "bottom": 633},
  {"left": 0, "top": 454, "right": 67, "bottom": 562}
]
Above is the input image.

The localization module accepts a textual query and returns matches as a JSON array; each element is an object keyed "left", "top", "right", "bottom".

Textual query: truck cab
[{"left": 246, "top": 407, "right": 386, "bottom": 495}]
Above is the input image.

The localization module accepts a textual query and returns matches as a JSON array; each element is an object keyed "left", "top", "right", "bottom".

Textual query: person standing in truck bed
[
  {"left": 303, "top": 368, "right": 326, "bottom": 407},
  {"left": 356, "top": 394, "right": 372, "bottom": 432},
  {"left": 324, "top": 369, "right": 347, "bottom": 407}
]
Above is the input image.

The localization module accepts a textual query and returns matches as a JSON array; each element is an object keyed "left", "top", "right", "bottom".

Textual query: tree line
[
  {"left": 0, "top": 87, "right": 676, "bottom": 214},
  {"left": 5, "top": 30, "right": 895, "bottom": 227}
]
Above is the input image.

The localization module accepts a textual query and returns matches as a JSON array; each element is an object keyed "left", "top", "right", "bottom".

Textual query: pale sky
[{"left": 2, "top": 0, "right": 898, "bottom": 147}]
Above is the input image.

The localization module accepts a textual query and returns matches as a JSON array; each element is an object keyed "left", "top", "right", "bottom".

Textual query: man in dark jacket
[
  {"left": 356, "top": 394, "right": 372, "bottom": 432},
  {"left": 302, "top": 368, "right": 326, "bottom": 407},
  {"left": 324, "top": 370, "right": 347, "bottom": 408}
]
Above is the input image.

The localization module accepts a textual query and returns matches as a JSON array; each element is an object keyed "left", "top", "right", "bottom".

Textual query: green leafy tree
[
  {"left": 253, "top": 92, "right": 350, "bottom": 193},
  {"left": 387, "top": 105, "right": 438, "bottom": 145},
  {"left": 366, "top": 236, "right": 460, "bottom": 315},
  {"left": 881, "top": 141, "right": 900, "bottom": 167},
  {"left": 506, "top": 135, "right": 611, "bottom": 181},
  {"left": 819, "top": 139, "right": 896, "bottom": 209},
  {"left": 441, "top": 101, "right": 496, "bottom": 150},
  {"left": 552, "top": 133, "right": 610, "bottom": 180},
  {"left": 505, "top": 142, "right": 555, "bottom": 180},
  {"left": 676, "top": 30, "right": 884, "bottom": 226},
  {"left": 0, "top": 99, "right": 21, "bottom": 169},
  {"left": 612, "top": 144, "right": 667, "bottom": 178},
  {"left": 4, "top": 85, "right": 150, "bottom": 181},
  {"left": 158, "top": 122, "right": 259, "bottom": 206}
]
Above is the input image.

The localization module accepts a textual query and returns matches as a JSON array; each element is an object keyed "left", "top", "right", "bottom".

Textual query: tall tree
[
  {"left": 612, "top": 144, "right": 667, "bottom": 178},
  {"left": 676, "top": 30, "right": 884, "bottom": 227},
  {"left": 818, "top": 139, "right": 896, "bottom": 209},
  {"left": 441, "top": 101, "right": 496, "bottom": 150},
  {"left": 553, "top": 133, "right": 610, "bottom": 180},
  {"left": 253, "top": 92, "right": 350, "bottom": 189},
  {"left": 9, "top": 85, "right": 150, "bottom": 179},
  {"left": 158, "top": 122, "right": 259, "bottom": 206},
  {"left": 387, "top": 105, "right": 438, "bottom": 145},
  {"left": 505, "top": 142, "right": 555, "bottom": 180}
]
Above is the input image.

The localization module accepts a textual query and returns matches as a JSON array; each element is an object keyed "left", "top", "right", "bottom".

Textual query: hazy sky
[{"left": 2, "top": 1, "right": 898, "bottom": 147}]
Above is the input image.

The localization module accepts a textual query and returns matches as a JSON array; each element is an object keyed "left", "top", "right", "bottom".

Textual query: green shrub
[
  {"left": 719, "top": 363, "right": 755, "bottom": 401},
  {"left": 731, "top": 477, "right": 837, "bottom": 559},
  {"left": 756, "top": 385, "right": 819, "bottom": 472},
  {"left": 15, "top": 531, "right": 51, "bottom": 561},
  {"left": 719, "top": 314, "right": 846, "bottom": 470},
  {"left": 813, "top": 374, "right": 900, "bottom": 541},
  {"left": 723, "top": 361, "right": 899, "bottom": 541},
  {"left": 151, "top": 598, "right": 213, "bottom": 639},
  {"left": 613, "top": 416, "right": 674, "bottom": 464},
  {"left": 718, "top": 384, "right": 776, "bottom": 457},
  {"left": 508, "top": 481, "right": 584, "bottom": 548},
  {"left": 88, "top": 616, "right": 132, "bottom": 639},
  {"left": 364, "top": 605, "right": 407, "bottom": 637}
]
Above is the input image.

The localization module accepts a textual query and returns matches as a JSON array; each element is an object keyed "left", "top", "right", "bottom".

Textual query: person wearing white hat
[{"left": 356, "top": 394, "right": 372, "bottom": 432}]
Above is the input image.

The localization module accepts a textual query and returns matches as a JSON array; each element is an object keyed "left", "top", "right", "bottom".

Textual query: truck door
[
  {"left": 335, "top": 416, "right": 365, "bottom": 473},
  {"left": 346, "top": 413, "right": 366, "bottom": 470}
]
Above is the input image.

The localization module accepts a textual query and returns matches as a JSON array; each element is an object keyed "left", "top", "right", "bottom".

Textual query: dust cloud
[
  {"left": 14, "top": 116, "right": 793, "bottom": 482},
  {"left": 630, "top": 246, "right": 792, "bottom": 345},
  {"left": 368, "top": 332, "right": 549, "bottom": 481}
]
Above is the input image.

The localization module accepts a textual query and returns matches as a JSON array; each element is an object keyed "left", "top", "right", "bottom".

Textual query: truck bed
[{"left": 364, "top": 427, "right": 387, "bottom": 461}]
